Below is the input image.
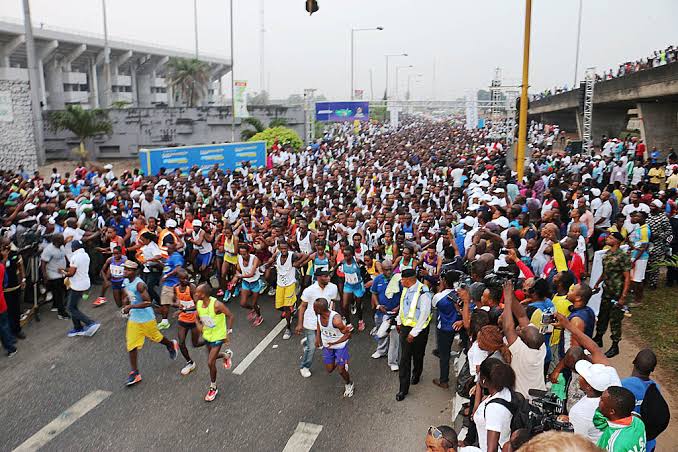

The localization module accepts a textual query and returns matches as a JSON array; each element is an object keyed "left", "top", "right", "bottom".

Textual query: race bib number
[
  {"left": 180, "top": 300, "right": 194, "bottom": 310},
  {"left": 200, "top": 316, "right": 216, "bottom": 328},
  {"left": 110, "top": 265, "right": 124, "bottom": 278},
  {"left": 345, "top": 271, "right": 359, "bottom": 284}
]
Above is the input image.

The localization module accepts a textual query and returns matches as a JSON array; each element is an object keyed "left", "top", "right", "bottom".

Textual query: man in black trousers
[{"left": 395, "top": 268, "right": 432, "bottom": 401}]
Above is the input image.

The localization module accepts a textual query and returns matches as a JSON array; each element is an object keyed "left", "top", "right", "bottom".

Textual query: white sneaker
[
  {"left": 371, "top": 351, "right": 383, "bottom": 359},
  {"left": 282, "top": 329, "right": 292, "bottom": 340},
  {"left": 300, "top": 336, "right": 307, "bottom": 346},
  {"left": 343, "top": 382, "right": 354, "bottom": 398},
  {"left": 157, "top": 319, "right": 170, "bottom": 330},
  {"left": 389, "top": 364, "right": 399, "bottom": 372},
  {"left": 181, "top": 361, "right": 196, "bottom": 376},
  {"left": 299, "top": 367, "right": 312, "bottom": 378}
]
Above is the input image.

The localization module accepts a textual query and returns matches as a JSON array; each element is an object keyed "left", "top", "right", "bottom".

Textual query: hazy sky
[{"left": 5, "top": 0, "right": 677, "bottom": 100}]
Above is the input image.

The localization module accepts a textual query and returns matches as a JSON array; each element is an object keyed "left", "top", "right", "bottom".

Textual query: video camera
[
  {"left": 528, "top": 389, "right": 573, "bottom": 435},
  {"left": 482, "top": 269, "right": 515, "bottom": 289}
]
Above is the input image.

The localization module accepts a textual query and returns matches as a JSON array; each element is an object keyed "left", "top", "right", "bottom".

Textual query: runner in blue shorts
[
  {"left": 314, "top": 298, "right": 354, "bottom": 398},
  {"left": 235, "top": 244, "right": 264, "bottom": 326},
  {"left": 338, "top": 246, "right": 364, "bottom": 327}
]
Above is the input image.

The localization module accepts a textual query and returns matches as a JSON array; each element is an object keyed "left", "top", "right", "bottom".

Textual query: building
[{"left": 0, "top": 17, "right": 231, "bottom": 110}]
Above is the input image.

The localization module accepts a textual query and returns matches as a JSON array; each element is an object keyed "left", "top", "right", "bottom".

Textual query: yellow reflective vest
[{"left": 399, "top": 282, "right": 431, "bottom": 328}]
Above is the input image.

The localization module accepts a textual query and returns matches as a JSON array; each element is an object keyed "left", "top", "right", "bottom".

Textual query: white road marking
[
  {"left": 282, "top": 422, "right": 323, "bottom": 452},
  {"left": 233, "top": 319, "right": 287, "bottom": 375},
  {"left": 13, "top": 390, "right": 112, "bottom": 452}
]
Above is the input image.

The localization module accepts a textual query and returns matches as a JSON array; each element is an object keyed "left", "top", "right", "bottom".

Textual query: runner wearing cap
[
  {"left": 188, "top": 219, "right": 213, "bottom": 283},
  {"left": 121, "top": 260, "right": 179, "bottom": 386}
]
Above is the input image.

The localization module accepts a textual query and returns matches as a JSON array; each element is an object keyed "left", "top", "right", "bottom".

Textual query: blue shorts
[
  {"left": 343, "top": 282, "right": 365, "bottom": 297},
  {"left": 111, "top": 279, "right": 124, "bottom": 290},
  {"left": 322, "top": 346, "right": 350, "bottom": 366},
  {"left": 242, "top": 278, "right": 263, "bottom": 294},
  {"left": 205, "top": 339, "right": 224, "bottom": 348},
  {"left": 196, "top": 252, "right": 213, "bottom": 269}
]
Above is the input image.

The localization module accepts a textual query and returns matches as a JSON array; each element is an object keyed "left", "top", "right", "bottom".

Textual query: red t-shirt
[{"left": 0, "top": 263, "right": 7, "bottom": 313}]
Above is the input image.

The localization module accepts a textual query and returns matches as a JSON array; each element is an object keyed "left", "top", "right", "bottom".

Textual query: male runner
[
  {"left": 266, "top": 241, "right": 307, "bottom": 340},
  {"left": 173, "top": 269, "right": 203, "bottom": 375},
  {"left": 314, "top": 298, "right": 355, "bottom": 398},
  {"left": 158, "top": 240, "right": 184, "bottom": 329},
  {"left": 121, "top": 260, "right": 178, "bottom": 386},
  {"left": 195, "top": 283, "right": 234, "bottom": 402},
  {"left": 235, "top": 243, "right": 263, "bottom": 326}
]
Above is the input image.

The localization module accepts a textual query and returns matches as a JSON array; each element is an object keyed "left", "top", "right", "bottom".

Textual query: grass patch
[{"left": 628, "top": 286, "right": 678, "bottom": 374}]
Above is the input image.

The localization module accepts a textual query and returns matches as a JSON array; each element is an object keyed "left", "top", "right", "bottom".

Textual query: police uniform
[{"left": 594, "top": 248, "right": 631, "bottom": 344}]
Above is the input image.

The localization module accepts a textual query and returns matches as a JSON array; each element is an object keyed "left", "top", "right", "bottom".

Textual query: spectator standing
[
  {"left": 62, "top": 241, "right": 100, "bottom": 337},
  {"left": 40, "top": 234, "right": 70, "bottom": 319},
  {"left": 0, "top": 245, "right": 17, "bottom": 357}
]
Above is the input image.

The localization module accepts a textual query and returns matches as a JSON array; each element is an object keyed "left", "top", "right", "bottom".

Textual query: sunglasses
[{"left": 427, "top": 426, "right": 443, "bottom": 440}]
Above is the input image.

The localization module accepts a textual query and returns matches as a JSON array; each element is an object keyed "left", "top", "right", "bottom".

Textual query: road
[{"left": 0, "top": 289, "right": 452, "bottom": 452}]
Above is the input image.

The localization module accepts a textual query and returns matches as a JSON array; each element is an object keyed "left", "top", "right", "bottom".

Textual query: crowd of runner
[{"left": 0, "top": 115, "right": 673, "bottom": 450}]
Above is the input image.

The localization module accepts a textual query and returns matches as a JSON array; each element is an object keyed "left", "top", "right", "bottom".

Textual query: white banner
[
  {"left": 234, "top": 80, "right": 250, "bottom": 118},
  {"left": 465, "top": 91, "right": 477, "bottom": 130},
  {"left": 0, "top": 91, "right": 13, "bottom": 122}
]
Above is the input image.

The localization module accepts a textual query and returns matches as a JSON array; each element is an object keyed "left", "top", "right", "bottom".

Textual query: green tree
[
  {"left": 249, "top": 126, "right": 302, "bottom": 151},
  {"left": 240, "top": 117, "right": 265, "bottom": 140},
  {"left": 269, "top": 117, "right": 288, "bottom": 128},
  {"left": 165, "top": 57, "right": 211, "bottom": 107},
  {"left": 111, "top": 100, "right": 131, "bottom": 109},
  {"left": 48, "top": 105, "right": 112, "bottom": 162}
]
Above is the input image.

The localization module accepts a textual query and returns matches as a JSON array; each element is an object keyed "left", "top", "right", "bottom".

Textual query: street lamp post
[
  {"left": 384, "top": 53, "right": 407, "bottom": 100},
  {"left": 516, "top": 0, "right": 532, "bottom": 182},
  {"left": 193, "top": 0, "right": 199, "bottom": 59},
  {"left": 395, "top": 65, "right": 413, "bottom": 100},
  {"left": 573, "top": 0, "right": 583, "bottom": 87},
  {"left": 407, "top": 73, "right": 423, "bottom": 100},
  {"left": 229, "top": 0, "right": 235, "bottom": 142},
  {"left": 350, "top": 26, "right": 383, "bottom": 100}
]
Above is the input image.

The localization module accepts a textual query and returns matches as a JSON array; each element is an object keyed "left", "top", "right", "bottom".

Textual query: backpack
[
  {"left": 455, "top": 358, "right": 475, "bottom": 398},
  {"left": 485, "top": 390, "right": 537, "bottom": 433},
  {"left": 640, "top": 383, "right": 670, "bottom": 441}
]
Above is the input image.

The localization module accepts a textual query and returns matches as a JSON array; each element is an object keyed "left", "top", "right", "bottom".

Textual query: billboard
[
  {"left": 139, "top": 141, "right": 266, "bottom": 176},
  {"left": 234, "top": 80, "right": 250, "bottom": 118},
  {"left": 315, "top": 101, "right": 369, "bottom": 122}
]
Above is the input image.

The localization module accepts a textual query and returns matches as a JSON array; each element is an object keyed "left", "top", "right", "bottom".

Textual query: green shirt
[
  {"left": 601, "top": 248, "right": 632, "bottom": 299},
  {"left": 594, "top": 409, "right": 646, "bottom": 452}
]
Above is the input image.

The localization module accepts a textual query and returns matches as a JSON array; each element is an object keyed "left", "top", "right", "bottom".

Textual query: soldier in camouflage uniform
[{"left": 593, "top": 232, "right": 631, "bottom": 358}]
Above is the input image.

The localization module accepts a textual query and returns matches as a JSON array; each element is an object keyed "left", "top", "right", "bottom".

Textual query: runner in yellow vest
[
  {"left": 195, "top": 283, "right": 234, "bottom": 402},
  {"left": 395, "top": 268, "right": 432, "bottom": 401}
]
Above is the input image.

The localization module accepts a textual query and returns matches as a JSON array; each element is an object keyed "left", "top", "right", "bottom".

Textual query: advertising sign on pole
[
  {"left": 139, "top": 141, "right": 266, "bottom": 176},
  {"left": 234, "top": 80, "right": 250, "bottom": 118},
  {"left": 315, "top": 101, "right": 369, "bottom": 122}
]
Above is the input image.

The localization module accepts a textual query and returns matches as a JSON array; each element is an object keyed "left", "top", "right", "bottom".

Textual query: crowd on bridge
[
  {"left": 0, "top": 113, "right": 674, "bottom": 451},
  {"left": 530, "top": 43, "right": 677, "bottom": 102}
]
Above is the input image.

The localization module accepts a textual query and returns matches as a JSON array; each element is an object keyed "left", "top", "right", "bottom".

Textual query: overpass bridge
[{"left": 528, "top": 62, "right": 678, "bottom": 154}]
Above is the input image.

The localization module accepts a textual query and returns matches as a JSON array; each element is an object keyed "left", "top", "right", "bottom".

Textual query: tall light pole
[
  {"left": 229, "top": 0, "right": 235, "bottom": 142},
  {"left": 102, "top": 0, "right": 111, "bottom": 108},
  {"left": 516, "top": 0, "right": 532, "bottom": 182},
  {"left": 395, "top": 65, "right": 413, "bottom": 100},
  {"left": 407, "top": 73, "right": 423, "bottom": 100},
  {"left": 384, "top": 53, "right": 407, "bottom": 100},
  {"left": 22, "top": 0, "right": 45, "bottom": 166},
  {"left": 350, "top": 26, "right": 383, "bottom": 100},
  {"left": 573, "top": 0, "right": 583, "bottom": 87},
  {"left": 193, "top": 0, "right": 199, "bottom": 59}
]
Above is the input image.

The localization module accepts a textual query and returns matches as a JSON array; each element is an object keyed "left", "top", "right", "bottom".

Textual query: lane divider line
[
  {"left": 233, "top": 319, "right": 287, "bottom": 375},
  {"left": 282, "top": 422, "right": 323, "bottom": 452}
]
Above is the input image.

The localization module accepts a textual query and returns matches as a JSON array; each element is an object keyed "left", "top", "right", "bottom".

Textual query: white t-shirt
[
  {"left": 473, "top": 387, "right": 513, "bottom": 451},
  {"left": 63, "top": 227, "right": 85, "bottom": 259},
  {"left": 301, "top": 282, "right": 339, "bottom": 330},
  {"left": 69, "top": 248, "right": 91, "bottom": 291},
  {"left": 509, "top": 336, "right": 547, "bottom": 400},
  {"left": 467, "top": 342, "right": 489, "bottom": 380},
  {"left": 569, "top": 396, "right": 603, "bottom": 443},
  {"left": 142, "top": 241, "right": 163, "bottom": 273}
]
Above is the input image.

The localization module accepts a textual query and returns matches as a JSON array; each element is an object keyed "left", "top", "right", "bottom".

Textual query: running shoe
[
  {"left": 343, "top": 382, "right": 355, "bottom": 398},
  {"left": 7, "top": 350, "right": 17, "bottom": 358},
  {"left": 50, "top": 307, "right": 58, "bottom": 312},
  {"left": 350, "top": 300, "right": 357, "bottom": 315},
  {"left": 168, "top": 339, "right": 179, "bottom": 360},
  {"left": 247, "top": 310, "right": 257, "bottom": 321},
  {"left": 371, "top": 351, "right": 384, "bottom": 359},
  {"left": 157, "top": 319, "right": 170, "bottom": 330},
  {"left": 126, "top": 371, "right": 142, "bottom": 386},
  {"left": 221, "top": 349, "right": 233, "bottom": 370},
  {"left": 92, "top": 297, "right": 107, "bottom": 307},
  {"left": 267, "top": 286, "right": 276, "bottom": 297},
  {"left": 67, "top": 328, "right": 84, "bottom": 337},
  {"left": 83, "top": 323, "right": 101, "bottom": 337},
  {"left": 300, "top": 367, "right": 312, "bottom": 378},
  {"left": 205, "top": 386, "right": 218, "bottom": 402},
  {"left": 252, "top": 315, "right": 264, "bottom": 327},
  {"left": 282, "top": 329, "right": 292, "bottom": 340},
  {"left": 181, "top": 361, "right": 196, "bottom": 376},
  {"left": 58, "top": 314, "right": 70, "bottom": 320},
  {"left": 358, "top": 320, "right": 365, "bottom": 332},
  {"left": 389, "top": 364, "right": 399, "bottom": 372}
]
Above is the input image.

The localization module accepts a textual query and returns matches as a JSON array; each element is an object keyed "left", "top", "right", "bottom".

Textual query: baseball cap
[
  {"left": 23, "top": 203, "right": 37, "bottom": 212},
  {"left": 192, "top": 219, "right": 203, "bottom": 227},
  {"left": 575, "top": 360, "right": 621, "bottom": 392},
  {"left": 123, "top": 260, "right": 139, "bottom": 269},
  {"left": 65, "top": 200, "right": 78, "bottom": 209},
  {"left": 166, "top": 219, "right": 178, "bottom": 228},
  {"left": 652, "top": 199, "right": 663, "bottom": 208},
  {"left": 461, "top": 216, "right": 475, "bottom": 227},
  {"left": 315, "top": 269, "right": 330, "bottom": 277},
  {"left": 71, "top": 240, "right": 84, "bottom": 251}
]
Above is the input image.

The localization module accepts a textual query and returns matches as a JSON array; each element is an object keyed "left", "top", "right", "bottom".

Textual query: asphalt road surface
[{"left": 0, "top": 289, "right": 452, "bottom": 452}]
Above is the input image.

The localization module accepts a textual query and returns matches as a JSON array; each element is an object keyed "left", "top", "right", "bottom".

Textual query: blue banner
[
  {"left": 315, "top": 101, "right": 369, "bottom": 122},
  {"left": 139, "top": 141, "right": 266, "bottom": 176}
]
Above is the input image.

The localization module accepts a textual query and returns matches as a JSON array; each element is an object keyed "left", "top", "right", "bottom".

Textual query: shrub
[{"left": 249, "top": 126, "right": 303, "bottom": 150}]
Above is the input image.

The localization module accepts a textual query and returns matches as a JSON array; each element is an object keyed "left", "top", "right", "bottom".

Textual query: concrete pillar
[
  {"left": 44, "top": 58, "right": 65, "bottom": 109},
  {"left": 0, "top": 35, "right": 25, "bottom": 67},
  {"left": 591, "top": 107, "right": 628, "bottom": 144},
  {"left": 89, "top": 58, "right": 99, "bottom": 108},
  {"left": 61, "top": 44, "right": 86, "bottom": 72},
  {"left": 37, "top": 40, "right": 58, "bottom": 110},
  {"left": 637, "top": 101, "right": 678, "bottom": 157},
  {"left": 130, "top": 61, "right": 138, "bottom": 106}
]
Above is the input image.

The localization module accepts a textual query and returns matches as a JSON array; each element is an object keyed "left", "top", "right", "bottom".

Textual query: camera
[
  {"left": 483, "top": 269, "right": 515, "bottom": 288},
  {"left": 528, "top": 389, "right": 574, "bottom": 435}
]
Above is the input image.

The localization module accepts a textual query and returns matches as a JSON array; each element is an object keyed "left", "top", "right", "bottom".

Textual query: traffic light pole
[{"left": 516, "top": 0, "right": 532, "bottom": 183}]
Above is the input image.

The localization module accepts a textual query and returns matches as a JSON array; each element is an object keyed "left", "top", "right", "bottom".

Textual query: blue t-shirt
[
  {"left": 370, "top": 274, "right": 401, "bottom": 315},
  {"left": 108, "top": 217, "right": 130, "bottom": 238},
  {"left": 125, "top": 277, "right": 155, "bottom": 323},
  {"left": 163, "top": 252, "right": 184, "bottom": 287},
  {"left": 622, "top": 376, "right": 659, "bottom": 451}
]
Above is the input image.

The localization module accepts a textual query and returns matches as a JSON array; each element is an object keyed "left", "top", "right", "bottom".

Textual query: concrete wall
[
  {"left": 0, "top": 73, "right": 38, "bottom": 172},
  {"left": 43, "top": 105, "right": 306, "bottom": 161},
  {"left": 637, "top": 102, "right": 678, "bottom": 153}
]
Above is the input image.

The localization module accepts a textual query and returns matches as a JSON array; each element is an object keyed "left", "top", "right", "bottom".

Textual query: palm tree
[
  {"left": 165, "top": 57, "right": 211, "bottom": 107},
  {"left": 240, "top": 117, "right": 265, "bottom": 140},
  {"left": 48, "top": 105, "right": 113, "bottom": 163},
  {"left": 269, "top": 117, "right": 288, "bottom": 128}
]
